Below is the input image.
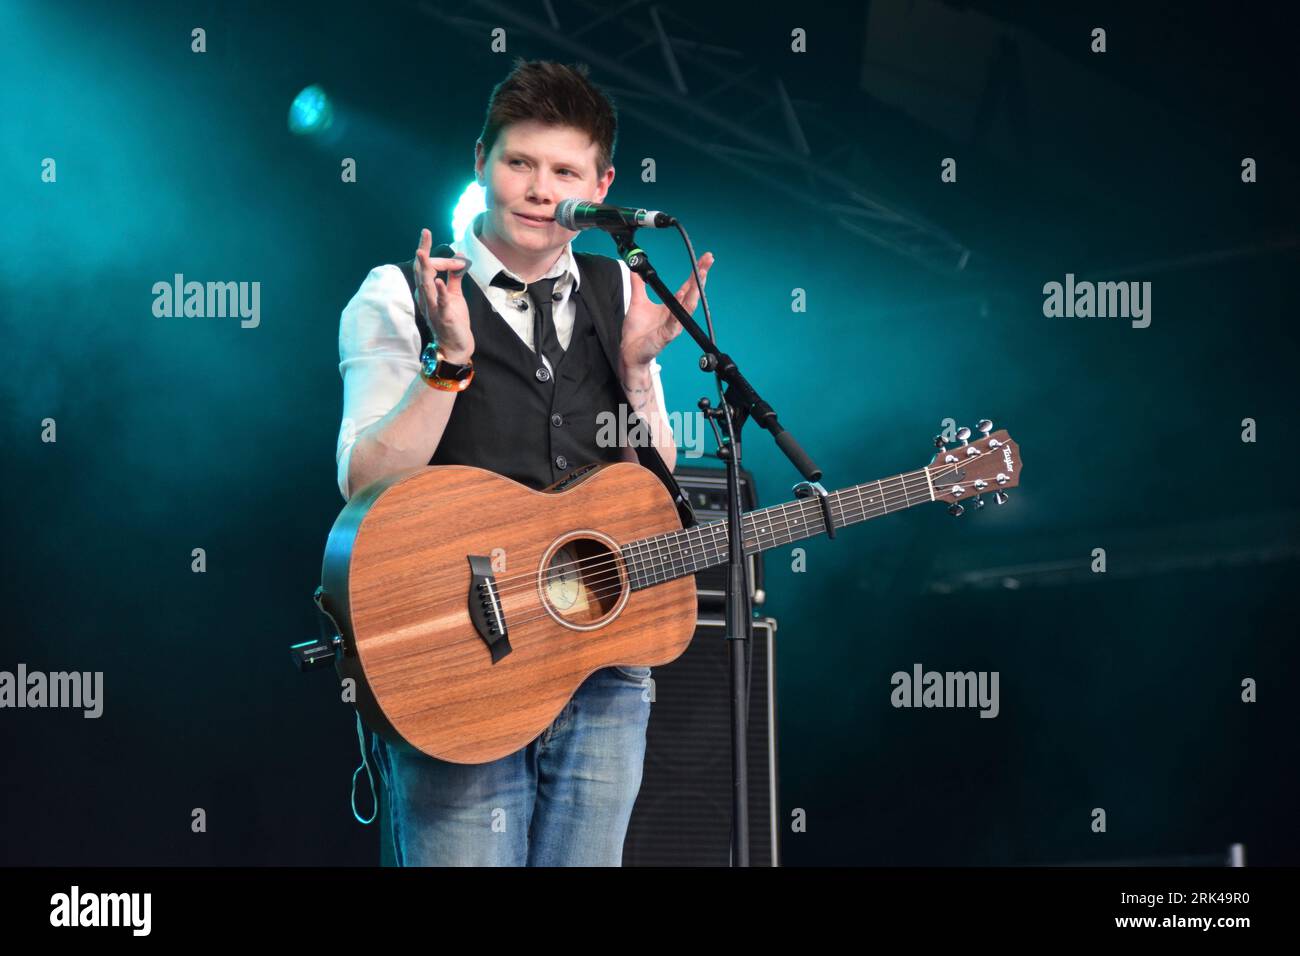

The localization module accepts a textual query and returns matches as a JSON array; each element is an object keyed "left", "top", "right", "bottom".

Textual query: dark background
[{"left": 2, "top": 0, "right": 1296, "bottom": 865}]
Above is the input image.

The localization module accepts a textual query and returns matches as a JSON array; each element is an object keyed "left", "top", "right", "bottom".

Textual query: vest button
[
  {"left": 550, "top": 413, "right": 564, "bottom": 427},
  {"left": 554, "top": 455, "right": 568, "bottom": 470},
  {"left": 535, "top": 367, "right": 551, "bottom": 383}
]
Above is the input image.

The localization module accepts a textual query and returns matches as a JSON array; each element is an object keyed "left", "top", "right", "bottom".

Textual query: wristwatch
[{"left": 419, "top": 342, "right": 475, "bottom": 392}]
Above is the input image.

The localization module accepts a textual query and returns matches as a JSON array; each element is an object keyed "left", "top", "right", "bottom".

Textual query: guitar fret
[
  {"left": 637, "top": 538, "right": 652, "bottom": 587},
  {"left": 652, "top": 533, "right": 669, "bottom": 584},
  {"left": 640, "top": 538, "right": 653, "bottom": 587},
  {"left": 622, "top": 543, "right": 635, "bottom": 589},
  {"left": 621, "top": 543, "right": 634, "bottom": 589},
  {"left": 639, "top": 535, "right": 655, "bottom": 585},
  {"left": 629, "top": 539, "right": 646, "bottom": 589},
  {"left": 785, "top": 496, "right": 806, "bottom": 541}
]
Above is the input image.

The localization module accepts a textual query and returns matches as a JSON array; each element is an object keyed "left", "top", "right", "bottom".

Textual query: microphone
[{"left": 554, "top": 198, "right": 676, "bottom": 232}]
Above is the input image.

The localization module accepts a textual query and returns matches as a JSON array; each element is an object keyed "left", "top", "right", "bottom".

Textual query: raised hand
[
  {"left": 620, "top": 252, "right": 714, "bottom": 370},
  {"left": 414, "top": 228, "right": 475, "bottom": 363}
]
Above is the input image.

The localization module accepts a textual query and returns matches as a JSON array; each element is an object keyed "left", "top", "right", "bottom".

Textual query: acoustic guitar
[{"left": 317, "top": 424, "right": 1022, "bottom": 763}]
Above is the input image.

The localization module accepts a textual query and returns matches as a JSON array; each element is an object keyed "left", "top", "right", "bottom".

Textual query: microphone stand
[{"left": 605, "top": 226, "right": 825, "bottom": 867}]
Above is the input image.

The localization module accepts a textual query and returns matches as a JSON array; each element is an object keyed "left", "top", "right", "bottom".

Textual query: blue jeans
[{"left": 371, "top": 665, "right": 652, "bottom": 866}]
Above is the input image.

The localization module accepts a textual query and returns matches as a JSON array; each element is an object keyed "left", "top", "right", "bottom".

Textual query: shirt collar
[{"left": 456, "top": 210, "right": 581, "bottom": 294}]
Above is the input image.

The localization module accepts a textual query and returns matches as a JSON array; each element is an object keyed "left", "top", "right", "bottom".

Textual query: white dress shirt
[{"left": 336, "top": 211, "right": 666, "bottom": 499}]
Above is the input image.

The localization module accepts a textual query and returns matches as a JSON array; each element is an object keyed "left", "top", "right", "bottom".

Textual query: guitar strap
[{"left": 393, "top": 248, "right": 698, "bottom": 529}]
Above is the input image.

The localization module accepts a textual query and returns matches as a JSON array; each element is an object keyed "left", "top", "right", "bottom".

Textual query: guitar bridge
[{"left": 467, "top": 554, "right": 512, "bottom": 663}]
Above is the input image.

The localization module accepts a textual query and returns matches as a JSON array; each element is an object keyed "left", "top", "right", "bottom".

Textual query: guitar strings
[
  {"left": 481, "top": 461, "right": 964, "bottom": 596},
  {"left": 481, "top": 463, "right": 966, "bottom": 609},
  {"left": 477, "top": 465, "right": 984, "bottom": 632},
  {"left": 482, "top": 467, "right": 942, "bottom": 603},
  {"left": 491, "top": 478, "right": 968, "bottom": 633},
  {"left": 494, "top": 473, "right": 947, "bottom": 631}
]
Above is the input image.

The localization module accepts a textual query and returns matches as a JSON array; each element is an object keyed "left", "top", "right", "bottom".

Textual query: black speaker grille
[{"left": 623, "top": 617, "right": 780, "bottom": 866}]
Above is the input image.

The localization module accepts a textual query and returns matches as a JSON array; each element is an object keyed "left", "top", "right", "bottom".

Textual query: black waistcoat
[{"left": 393, "top": 252, "right": 636, "bottom": 491}]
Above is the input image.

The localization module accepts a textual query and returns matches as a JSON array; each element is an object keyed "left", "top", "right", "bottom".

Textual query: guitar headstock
[{"left": 928, "top": 420, "right": 1022, "bottom": 516}]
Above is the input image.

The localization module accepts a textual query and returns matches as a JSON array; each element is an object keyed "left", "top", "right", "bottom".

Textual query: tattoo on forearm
[{"left": 623, "top": 380, "right": 652, "bottom": 412}]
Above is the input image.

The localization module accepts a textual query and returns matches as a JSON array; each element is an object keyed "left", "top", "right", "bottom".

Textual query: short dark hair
[{"left": 478, "top": 59, "right": 618, "bottom": 178}]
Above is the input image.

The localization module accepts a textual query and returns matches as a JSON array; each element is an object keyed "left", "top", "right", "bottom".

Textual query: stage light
[
  {"left": 288, "top": 85, "right": 334, "bottom": 136},
  {"left": 451, "top": 181, "right": 486, "bottom": 238}
]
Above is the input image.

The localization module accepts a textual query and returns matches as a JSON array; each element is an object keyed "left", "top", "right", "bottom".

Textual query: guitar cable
[
  {"left": 350, "top": 711, "right": 379, "bottom": 825},
  {"left": 670, "top": 219, "right": 759, "bottom": 865}
]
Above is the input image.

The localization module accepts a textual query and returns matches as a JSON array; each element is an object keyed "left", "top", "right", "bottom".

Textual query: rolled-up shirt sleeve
[{"left": 336, "top": 265, "right": 422, "bottom": 500}]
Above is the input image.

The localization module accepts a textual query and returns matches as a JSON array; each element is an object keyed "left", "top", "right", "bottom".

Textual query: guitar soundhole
[{"left": 541, "top": 536, "right": 625, "bottom": 628}]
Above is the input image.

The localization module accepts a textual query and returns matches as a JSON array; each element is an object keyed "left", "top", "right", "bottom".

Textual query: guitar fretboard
[{"left": 619, "top": 466, "right": 936, "bottom": 590}]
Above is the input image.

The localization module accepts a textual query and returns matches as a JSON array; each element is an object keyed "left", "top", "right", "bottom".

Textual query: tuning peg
[
  {"left": 977, "top": 419, "right": 993, "bottom": 437},
  {"left": 972, "top": 495, "right": 986, "bottom": 509},
  {"left": 994, "top": 491, "right": 1009, "bottom": 505},
  {"left": 956, "top": 426, "right": 972, "bottom": 445},
  {"left": 932, "top": 435, "right": 946, "bottom": 450},
  {"left": 948, "top": 502, "right": 964, "bottom": 517}
]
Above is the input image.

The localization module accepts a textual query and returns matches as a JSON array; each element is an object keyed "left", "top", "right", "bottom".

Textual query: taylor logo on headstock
[{"left": 928, "top": 420, "right": 1022, "bottom": 516}]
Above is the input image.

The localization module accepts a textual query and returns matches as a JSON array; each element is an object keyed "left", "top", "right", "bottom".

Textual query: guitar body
[
  {"left": 315, "top": 423, "right": 1023, "bottom": 765},
  {"left": 321, "top": 462, "right": 697, "bottom": 764}
]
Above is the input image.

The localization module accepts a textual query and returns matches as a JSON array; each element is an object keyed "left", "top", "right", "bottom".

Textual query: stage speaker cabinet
[
  {"left": 672, "top": 464, "right": 765, "bottom": 609},
  {"left": 623, "top": 615, "right": 780, "bottom": 866}
]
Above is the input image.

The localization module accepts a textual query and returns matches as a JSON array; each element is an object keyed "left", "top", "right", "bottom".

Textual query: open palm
[{"left": 620, "top": 252, "right": 714, "bottom": 369}]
